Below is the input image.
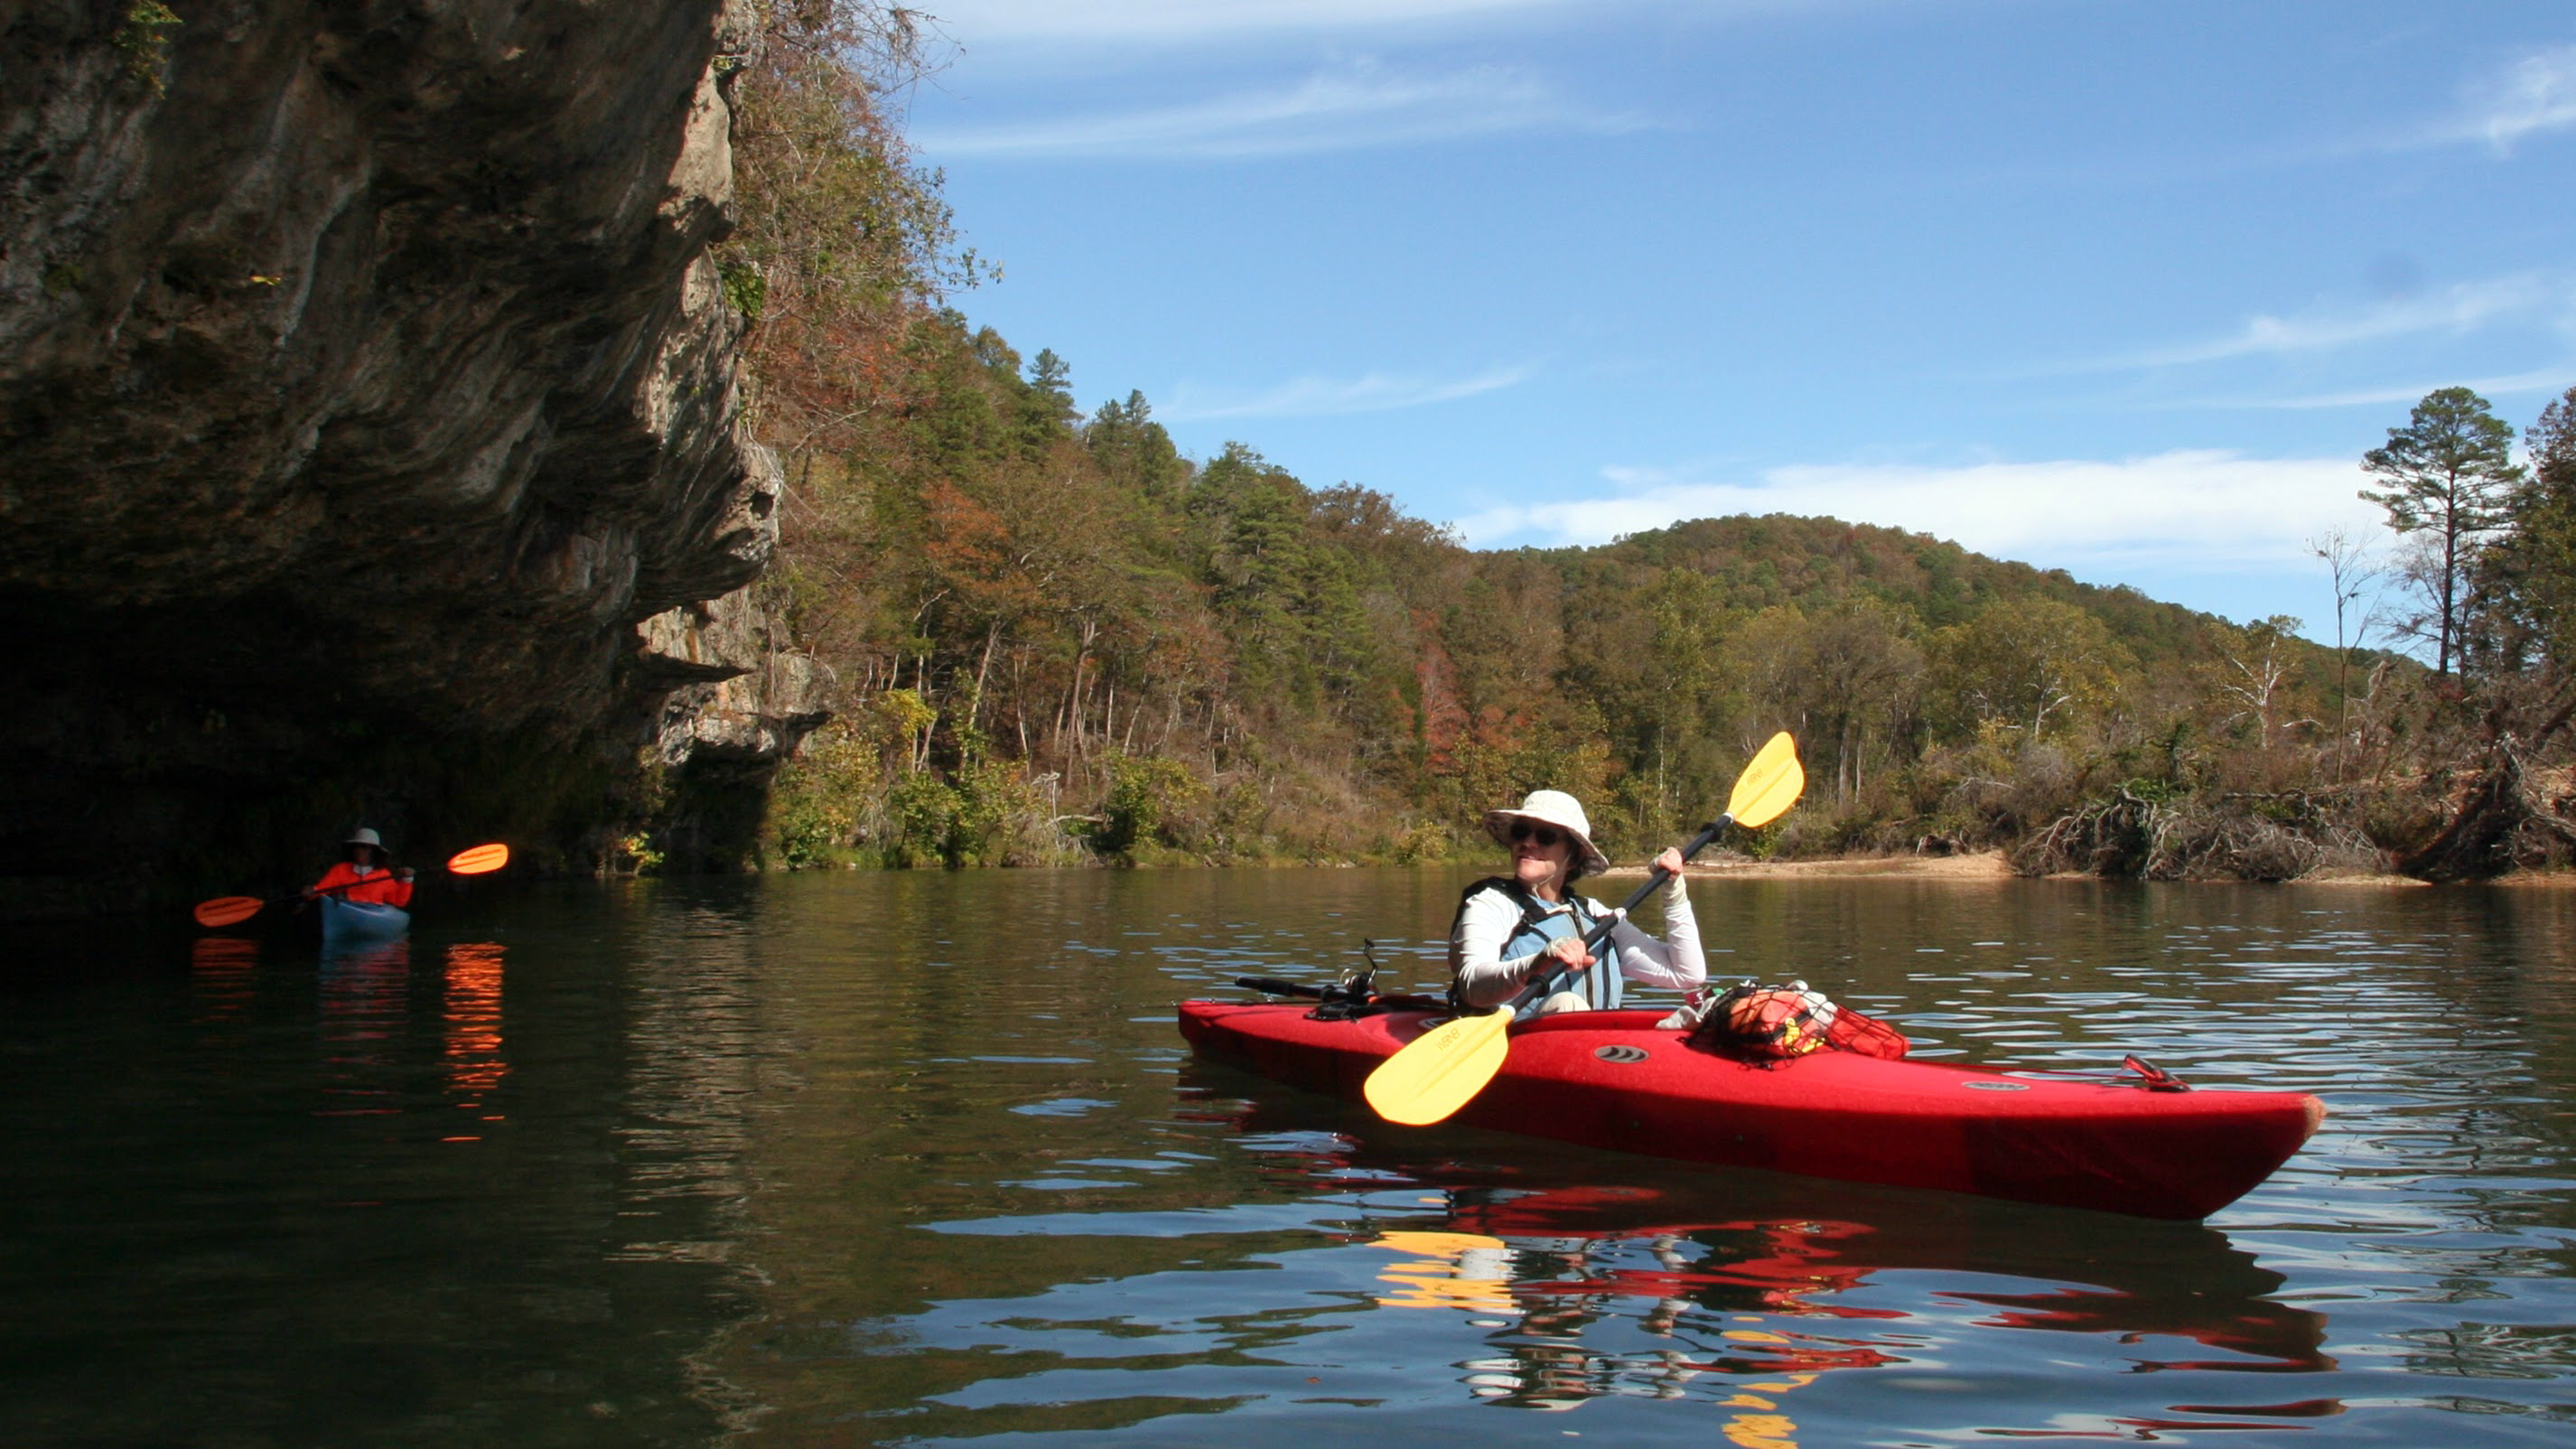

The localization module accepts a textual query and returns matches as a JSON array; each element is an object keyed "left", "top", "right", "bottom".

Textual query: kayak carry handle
[{"left": 2122, "top": 1054, "right": 2191, "bottom": 1092}]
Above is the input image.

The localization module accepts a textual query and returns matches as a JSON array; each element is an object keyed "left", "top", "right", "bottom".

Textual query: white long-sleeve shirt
[{"left": 1451, "top": 883, "right": 1706, "bottom": 1011}]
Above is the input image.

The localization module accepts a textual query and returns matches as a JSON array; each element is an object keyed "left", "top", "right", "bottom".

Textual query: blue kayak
[{"left": 318, "top": 894, "right": 410, "bottom": 942}]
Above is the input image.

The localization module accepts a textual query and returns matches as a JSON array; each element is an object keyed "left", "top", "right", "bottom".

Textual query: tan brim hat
[{"left": 1482, "top": 789, "right": 1610, "bottom": 874}]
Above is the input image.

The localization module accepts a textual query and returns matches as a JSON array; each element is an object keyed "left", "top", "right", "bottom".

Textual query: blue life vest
[{"left": 1451, "top": 878, "right": 1623, "bottom": 1018}]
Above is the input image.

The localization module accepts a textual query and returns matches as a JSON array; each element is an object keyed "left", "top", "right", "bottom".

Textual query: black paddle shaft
[
  {"left": 1236, "top": 976, "right": 1327, "bottom": 999},
  {"left": 1576, "top": 815, "right": 1730, "bottom": 954}
]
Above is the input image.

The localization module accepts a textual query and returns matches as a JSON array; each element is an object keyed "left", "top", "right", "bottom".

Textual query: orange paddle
[{"left": 191, "top": 842, "right": 511, "bottom": 929}]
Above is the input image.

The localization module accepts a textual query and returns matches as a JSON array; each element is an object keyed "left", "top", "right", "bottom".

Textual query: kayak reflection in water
[
  {"left": 1450, "top": 790, "right": 1706, "bottom": 1017},
  {"left": 305, "top": 827, "right": 415, "bottom": 907},
  {"left": 1356, "top": 1179, "right": 2335, "bottom": 1429}
]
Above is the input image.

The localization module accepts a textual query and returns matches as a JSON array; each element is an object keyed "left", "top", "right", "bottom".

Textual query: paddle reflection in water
[
  {"left": 188, "top": 933, "right": 260, "bottom": 1024},
  {"left": 441, "top": 942, "right": 509, "bottom": 1136}
]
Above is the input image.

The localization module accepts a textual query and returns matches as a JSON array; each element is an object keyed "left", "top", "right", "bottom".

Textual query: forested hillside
[{"left": 696, "top": 4, "right": 2576, "bottom": 882}]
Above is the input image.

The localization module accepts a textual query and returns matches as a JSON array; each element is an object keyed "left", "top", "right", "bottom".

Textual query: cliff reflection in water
[
  {"left": 129, "top": 918, "right": 763, "bottom": 1445},
  {"left": 34, "top": 873, "right": 2576, "bottom": 1444}
]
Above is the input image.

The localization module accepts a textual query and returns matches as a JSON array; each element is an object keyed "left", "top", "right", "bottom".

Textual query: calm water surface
[{"left": 5, "top": 870, "right": 2574, "bottom": 1446}]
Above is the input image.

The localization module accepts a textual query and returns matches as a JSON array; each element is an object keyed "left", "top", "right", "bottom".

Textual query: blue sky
[{"left": 895, "top": 0, "right": 2576, "bottom": 637}]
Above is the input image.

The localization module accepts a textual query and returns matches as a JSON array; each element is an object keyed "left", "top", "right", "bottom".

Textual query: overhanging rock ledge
[{"left": 0, "top": 0, "right": 828, "bottom": 915}]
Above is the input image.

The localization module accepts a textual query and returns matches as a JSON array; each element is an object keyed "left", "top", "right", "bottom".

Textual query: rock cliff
[{"left": 0, "top": 0, "right": 828, "bottom": 916}]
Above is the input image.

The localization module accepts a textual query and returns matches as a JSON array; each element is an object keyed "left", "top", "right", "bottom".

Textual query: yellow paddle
[{"left": 1362, "top": 733, "right": 1806, "bottom": 1126}]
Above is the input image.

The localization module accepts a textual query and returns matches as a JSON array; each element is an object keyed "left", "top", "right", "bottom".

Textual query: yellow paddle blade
[
  {"left": 1363, "top": 1009, "right": 1513, "bottom": 1126},
  {"left": 192, "top": 895, "right": 266, "bottom": 929},
  {"left": 446, "top": 842, "right": 509, "bottom": 874},
  {"left": 1370, "top": 1230, "right": 1517, "bottom": 1313},
  {"left": 1372, "top": 1230, "right": 1510, "bottom": 1257},
  {"left": 1726, "top": 732, "right": 1806, "bottom": 828}
]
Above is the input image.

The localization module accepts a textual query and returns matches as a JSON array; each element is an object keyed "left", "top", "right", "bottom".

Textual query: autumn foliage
[{"left": 716, "top": 6, "right": 2572, "bottom": 879}]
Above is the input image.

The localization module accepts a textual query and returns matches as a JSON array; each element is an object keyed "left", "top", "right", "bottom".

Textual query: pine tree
[
  {"left": 2359, "top": 388, "right": 2525, "bottom": 679},
  {"left": 2478, "top": 386, "right": 2576, "bottom": 680}
]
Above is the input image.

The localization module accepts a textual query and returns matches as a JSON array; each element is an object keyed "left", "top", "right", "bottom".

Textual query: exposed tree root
[
  {"left": 2013, "top": 787, "right": 2381, "bottom": 882},
  {"left": 2401, "top": 740, "right": 2576, "bottom": 881}
]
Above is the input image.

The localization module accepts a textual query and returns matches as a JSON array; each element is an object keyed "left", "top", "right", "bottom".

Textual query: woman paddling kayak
[
  {"left": 306, "top": 827, "right": 415, "bottom": 909},
  {"left": 1449, "top": 790, "right": 1706, "bottom": 1018}
]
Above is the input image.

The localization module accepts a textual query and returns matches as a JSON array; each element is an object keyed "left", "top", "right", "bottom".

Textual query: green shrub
[
  {"left": 883, "top": 771, "right": 958, "bottom": 867},
  {"left": 1388, "top": 818, "right": 1455, "bottom": 865},
  {"left": 1098, "top": 753, "right": 1205, "bottom": 859},
  {"left": 769, "top": 724, "right": 879, "bottom": 867},
  {"left": 115, "top": 2, "right": 182, "bottom": 93}
]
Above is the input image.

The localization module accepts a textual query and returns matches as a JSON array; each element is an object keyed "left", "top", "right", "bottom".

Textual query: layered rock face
[{"left": 0, "top": 0, "right": 827, "bottom": 914}]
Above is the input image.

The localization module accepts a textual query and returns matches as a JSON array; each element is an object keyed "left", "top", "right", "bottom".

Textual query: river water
[{"left": 4, "top": 869, "right": 2573, "bottom": 1446}]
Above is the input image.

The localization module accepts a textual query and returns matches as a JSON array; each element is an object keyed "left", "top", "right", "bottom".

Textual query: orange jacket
[{"left": 314, "top": 862, "right": 413, "bottom": 908}]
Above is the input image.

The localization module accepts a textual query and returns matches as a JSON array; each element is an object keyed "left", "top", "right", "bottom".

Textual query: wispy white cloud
[
  {"left": 2444, "top": 42, "right": 2576, "bottom": 152},
  {"left": 2205, "top": 365, "right": 2575, "bottom": 412},
  {"left": 1452, "top": 451, "right": 2380, "bottom": 575},
  {"left": 916, "top": 61, "right": 1644, "bottom": 158},
  {"left": 2119, "top": 274, "right": 2566, "bottom": 369},
  {"left": 1162, "top": 364, "right": 1533, "bottom": 420}
]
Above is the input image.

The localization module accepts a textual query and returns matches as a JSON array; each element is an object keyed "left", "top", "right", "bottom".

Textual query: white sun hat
[
  {"left": 1482, "top": 790, "right": 1610, "bottom": 874},
  {"left": 345, "top": 827, "right": 384, "bottom": 848}
]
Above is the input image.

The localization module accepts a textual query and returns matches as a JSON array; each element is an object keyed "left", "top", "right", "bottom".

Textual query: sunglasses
[{"left": 1507, "top": 822, "right": 1566, "bottom": 849}]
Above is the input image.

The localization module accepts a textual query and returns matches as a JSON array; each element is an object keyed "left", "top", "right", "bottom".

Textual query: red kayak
[{"left": 1177, "top": 1000, "right": 2324, "bottom": 1220}]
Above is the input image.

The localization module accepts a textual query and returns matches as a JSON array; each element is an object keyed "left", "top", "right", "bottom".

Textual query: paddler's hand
[
  {"left": 396, "top": 867, "right": 415, "bottom": 881},
  {"left": 1536, "top": 936, "right": 1594, "bottom": 976},
  {"left": 1654, "top": 846, "right": 1685, "bottom": 877}
]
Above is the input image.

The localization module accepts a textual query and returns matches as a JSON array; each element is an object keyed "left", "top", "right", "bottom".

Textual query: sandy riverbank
[
  {"left": 1596, "top": 851, "right": 2576, "bottom": 886},
  {"left": 1596, "top": 851, "right": 2017, "bottom": 881}
]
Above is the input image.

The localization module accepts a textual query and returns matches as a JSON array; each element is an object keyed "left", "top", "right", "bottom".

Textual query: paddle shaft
[
  {"left": 311, "top": 865, "right": 415, "bottom": 898},
  {"left": 1237, "top": 976, "right": 1326, "bottom": 999},
  {"left": 196, "top": 864, "right": 417, "bottom": 928},
  {"left": 203, "top": 868, "right": 415, "bottom": 915}
]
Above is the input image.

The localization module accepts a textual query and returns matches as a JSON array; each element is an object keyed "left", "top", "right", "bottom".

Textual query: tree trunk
[{"left": 970, "top": 622, "right": 1000, "bottom": 733}]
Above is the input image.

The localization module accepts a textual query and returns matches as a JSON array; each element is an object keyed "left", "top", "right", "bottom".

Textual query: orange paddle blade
[
  {"left": 193, "top": 895, "right": 267, "bottom": 929},
  {"left": 446, "top": 842, "right": 509, "bottom": 874}
]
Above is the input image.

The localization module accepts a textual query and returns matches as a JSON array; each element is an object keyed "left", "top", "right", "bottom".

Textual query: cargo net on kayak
[{"left": 1662, "top": 980, "right": 1911, "bottom": 1063}]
